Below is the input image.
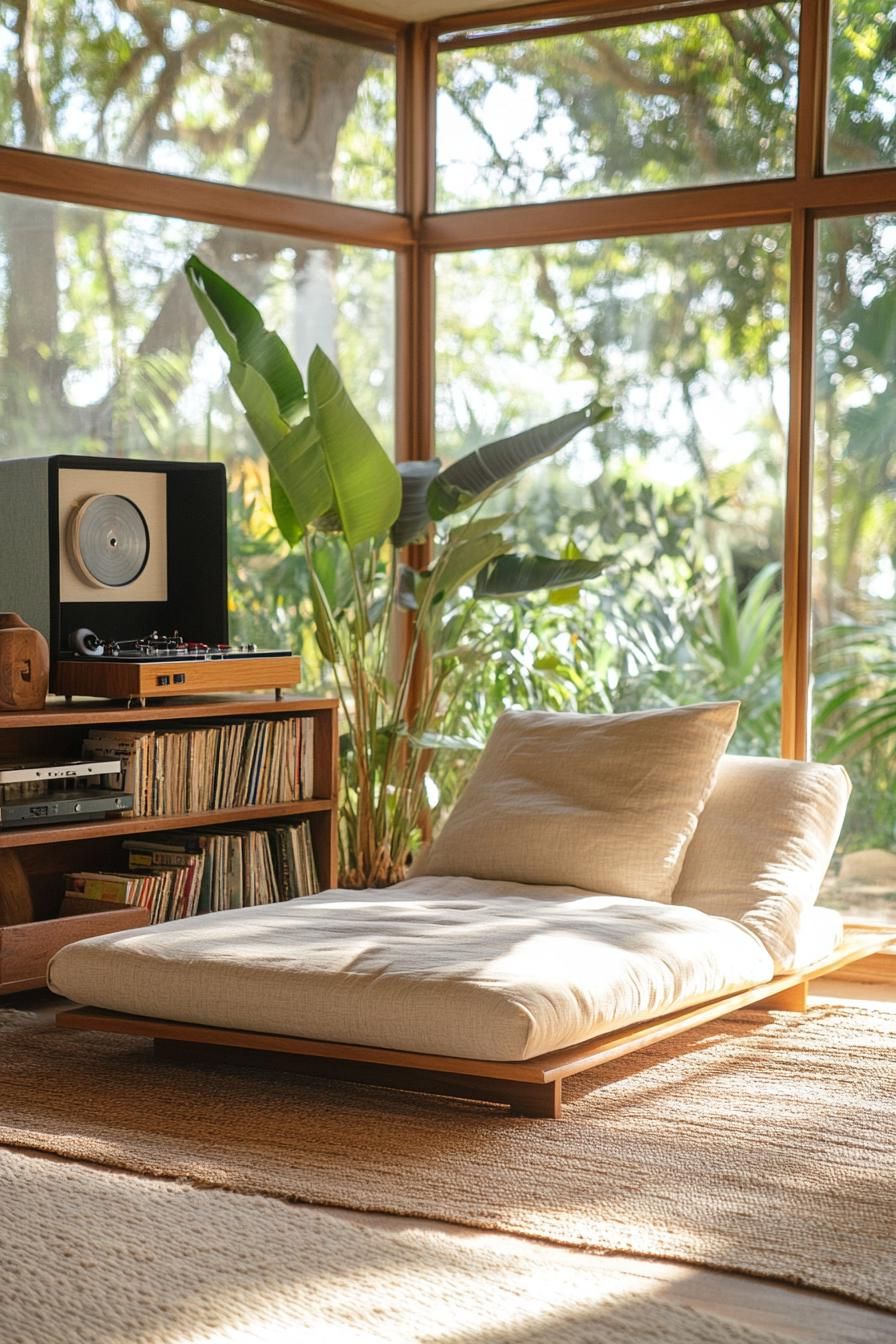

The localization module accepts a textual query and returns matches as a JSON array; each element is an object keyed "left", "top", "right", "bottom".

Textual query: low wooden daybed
[
  {"left": 54, "top": 925, "right": 892, "bottom": 1118},
  {"left": 47, "top": 707, "right": 894, "bottom": 1118}
]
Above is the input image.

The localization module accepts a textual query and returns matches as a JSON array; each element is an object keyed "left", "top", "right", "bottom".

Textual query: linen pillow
[
  {"left": 424, "top": 702, "right": 740, "bottom": 901},
  {"left": 671, "top": 754, "right": 851, "bottom": 970}
]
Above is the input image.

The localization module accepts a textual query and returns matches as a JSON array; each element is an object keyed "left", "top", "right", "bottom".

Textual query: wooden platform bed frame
[{"left": 56, "top": 929, "right": 893, "bottom": 1119}]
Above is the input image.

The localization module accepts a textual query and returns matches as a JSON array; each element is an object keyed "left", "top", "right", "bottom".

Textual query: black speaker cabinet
[{"left": 0, "top": 455, "right": 228, "bottom": 691}]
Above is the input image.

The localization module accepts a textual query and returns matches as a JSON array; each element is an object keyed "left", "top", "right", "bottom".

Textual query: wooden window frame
[{"left": 2, "top": 0, "right": 895, "bottom": 759}]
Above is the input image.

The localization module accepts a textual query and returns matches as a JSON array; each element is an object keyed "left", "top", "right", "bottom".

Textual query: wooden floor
[{"left": 6, "top": 975, "right": 896, "bottom": 1342}]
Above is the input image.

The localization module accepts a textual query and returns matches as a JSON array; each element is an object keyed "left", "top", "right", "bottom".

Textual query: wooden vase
[{"left": 0, "top": 613, "right": 49, "bottom": 712}]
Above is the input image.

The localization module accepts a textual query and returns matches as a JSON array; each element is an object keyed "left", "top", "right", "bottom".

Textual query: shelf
[
  {"left": 0, "top": 798, "right": 334, "bottom": 849},
  {"left": 0, "top": 693, "right": 340, "bottom": 991},
  {"left": 0, "top": 693, "right": 337, "bottom": 730}
]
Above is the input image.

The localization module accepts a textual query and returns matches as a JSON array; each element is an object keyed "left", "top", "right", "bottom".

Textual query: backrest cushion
[
  {"left": 672, "top": 754, "right": 851, "bottom": 969},
  {"left": 424, "top": 702, "right": 740, "bottom": 901}
]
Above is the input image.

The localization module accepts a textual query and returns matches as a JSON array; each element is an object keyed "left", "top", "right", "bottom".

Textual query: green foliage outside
[{"left": 0, "top": 1, "right": 893, "bottom": 902}]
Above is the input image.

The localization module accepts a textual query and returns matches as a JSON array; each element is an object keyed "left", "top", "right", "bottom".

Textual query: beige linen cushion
[
  {"left": 672, "top": 754, "right": 851, "bottom": 970},
  {"left": 424, "top": 702, "right": 740, "bottom": 901},
  {"left": 48, "top": 879, "right": 775, "bottom": 1062}
]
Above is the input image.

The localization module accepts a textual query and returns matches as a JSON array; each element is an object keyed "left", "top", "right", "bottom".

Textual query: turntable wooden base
[{"left": 53, "top": 654, "right": 301, "bottom": 702}]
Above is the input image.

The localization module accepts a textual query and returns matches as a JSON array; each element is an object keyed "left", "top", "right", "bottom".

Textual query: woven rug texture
[
  {"left": 1, "top": 1002, "right": 894, "bottom": 1313},
  {"left": 1, "top": 1146, "right": 804, "bottom": 1344}
]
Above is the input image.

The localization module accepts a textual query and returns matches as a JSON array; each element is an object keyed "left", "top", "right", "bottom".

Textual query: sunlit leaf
[
  {"left": 475, "top": 553, "right": 613, "bottom": 598},
  {"left": 428, "top": 400, "right": 611, "bottom": 520},
  {"left": 185, "top": 255, "right": 306, "bottom": 421},
  {"left": 307, "top": 346, "right": 401, "bottom": 547}
]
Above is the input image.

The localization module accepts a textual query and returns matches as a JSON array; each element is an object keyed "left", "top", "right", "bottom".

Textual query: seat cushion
[
  {"left": 48, "top": 875, "right": 774, "bottom": 1062},
  {"left": 672, "top": 755, "right": 851, "bottom": 971},
  {"left": 424, "top": 703, "right": 740, "bottom": 902},
  {"left": 791, "top": 906, "right": 843, "bottom": 970}
]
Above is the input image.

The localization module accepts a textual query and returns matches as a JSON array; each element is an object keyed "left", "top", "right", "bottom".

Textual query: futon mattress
[{"left": 47, "top": 877, "right": 778, "bottom": 1061}]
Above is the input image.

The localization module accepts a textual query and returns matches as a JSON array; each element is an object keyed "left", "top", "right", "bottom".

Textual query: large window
[
  {"left": 0, "top": 0, "right": 396, "bottom": 207},
  {"left": 0, "top": 2, "right": 399, "bottom": 670},
  {"left": 827, "top": 0, "right": 896, "bottom": 173},
  {"left": 437, "top": 228, "right": 788, "bottom": 755},
  {"left": 813, "top": 213, "right": 896, "bottom": 922},
  {"left": 0, "top": 192, "right": 394, "bottom": 658},
  {"left": 437, "top": 4, "right": 799, "bottom": 209},
  {"left": 0, "top": 0, "right": 893, "bottom": 923}
]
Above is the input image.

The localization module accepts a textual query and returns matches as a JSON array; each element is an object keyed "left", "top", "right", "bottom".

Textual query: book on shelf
[
  {"left": 66, "top": 820, "right": 320, "bottom": 925},
  {"left": 81, "top": 715, "right": 314, "bottom": 819}
]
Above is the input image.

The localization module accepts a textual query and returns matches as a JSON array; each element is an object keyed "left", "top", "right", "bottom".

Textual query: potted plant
[{"left": 185, "top": 255, "right": 612, "bottom": 886}]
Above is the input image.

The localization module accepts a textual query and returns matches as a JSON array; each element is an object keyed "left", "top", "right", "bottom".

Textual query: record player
[{"left": 0, "top": 456, "right": 301, "bottom": 702}]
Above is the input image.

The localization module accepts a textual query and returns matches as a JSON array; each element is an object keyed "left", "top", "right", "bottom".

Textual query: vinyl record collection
[
  {"left": 81, "top": 714, "right": 314, "bottom": 817},
  {"left": 64, "top": 821, "right": 320, "bottom": 923}
]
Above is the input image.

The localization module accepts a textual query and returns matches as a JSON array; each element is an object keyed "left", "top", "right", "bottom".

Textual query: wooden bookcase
[{"left": 0, "top": 693, "right": 339, "bottom": 993}]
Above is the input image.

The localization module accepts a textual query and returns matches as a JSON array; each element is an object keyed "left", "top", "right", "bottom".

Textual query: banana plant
[{"left": 185, "top": 254, "right": 613, "bottom": 886}]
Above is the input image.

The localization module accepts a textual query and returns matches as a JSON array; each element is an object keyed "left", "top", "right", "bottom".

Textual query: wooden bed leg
[
  {"left": 508, "top": 1079, "right": 562, "bottom": 1119},
  {"left": 756, "top": 979, "right": 809, "bottom": 1012}
]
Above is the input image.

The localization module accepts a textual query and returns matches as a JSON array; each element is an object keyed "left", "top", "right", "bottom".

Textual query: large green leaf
[
  {"left": 269, "top": 471, "right": 302, "bottom": 547},
  {"left": 428, "top": 399, "right": 611, "bottom": 520},
  {"left": 225, "top": 361, "right": 289, "bottom": 451},
  {"left": 311, "top": 536, "right": 354, "bottom": 613},
  {"left": 185, "top": 255, "right": 306, "bottom": 421},
  {"left": 474, "top": 553, "right": 612, "bottom": 598},
  {"left": 391, "top": 460, "right": 441, "bottom": 547},
  {"left": 267, "top": 418, "right": 333, "bottom": 534},
  {"left": 307, "top": 346, "right": 401, "bottom": 547},
  {"left": 430, "top": 531, "right": 512, "bottom": 604},
  {"left": 309, "top": 578, "right": 338, "bottom": 664}
]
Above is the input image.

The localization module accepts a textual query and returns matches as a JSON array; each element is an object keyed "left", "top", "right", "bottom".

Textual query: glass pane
[
  {"left": 827, "top": 1, "right": 896, "bottom": 173},
  {"left": 437, "top": 6, "right": 798, "bottom": 210},
  {"left": 0, "top": 192, "right": 395, "bottom": 666},
  {"left": 435, "top": 229, "right": 789, "bottom": 769},
  {"left": 0, "top": 1, "right": 396, "bottom": 209},
  {"left": 813, "top": 214, "right": 896, "bottom": 924}
]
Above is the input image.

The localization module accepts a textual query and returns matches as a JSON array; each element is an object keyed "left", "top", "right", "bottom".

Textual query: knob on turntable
[{"left": 67, "top": 494, "right": 150, "bottom": 589}]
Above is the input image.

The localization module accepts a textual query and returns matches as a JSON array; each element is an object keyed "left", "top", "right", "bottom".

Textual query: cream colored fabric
[
  {"left": 791, "top": 906, "right": 843, "bottom": 971},
  {"left": 424, "top": 703, "right": 740, "bottom": 901},
  {"left": 672, "top": 755, "right": 851, "bottom": 971},
  {"left": 48, "top": 876, "right": 773, "bottom": 1062}
]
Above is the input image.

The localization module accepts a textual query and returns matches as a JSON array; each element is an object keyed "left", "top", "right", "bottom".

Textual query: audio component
[
  {"left": 0, "top": 788, "right": 134, "bottom": 829},
  {"left": 0, "top": 758, "right": 123, "bottom": 785},
  {"left": 0, "top": 456, "right": 300, "bottom": 701}
]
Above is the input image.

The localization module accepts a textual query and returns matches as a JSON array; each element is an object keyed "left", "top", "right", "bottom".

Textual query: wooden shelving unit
[{"left": 0, "top": 693, "right": 339, "bottom": 993}]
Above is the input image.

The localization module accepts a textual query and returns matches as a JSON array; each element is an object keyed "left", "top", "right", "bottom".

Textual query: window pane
[
  {"left": 437, "top": 6, "right": 798, "bottom": 210},
  {"left": 813, "top": 214, "right": 896, "bottom": 924},
  {"left": 827, "top": 1, "right": 896, "bottom": 173},
  {"left": 0, "top": 1, "right": 396, "bottom": 209},
  {"left": 435, "top": 229, "right": 789, "bottom": 759},
  {"left": 0, "top": 193, "right": 395, "bottom": 663}
]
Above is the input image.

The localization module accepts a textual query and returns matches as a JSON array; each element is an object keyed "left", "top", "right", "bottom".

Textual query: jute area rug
[
  {"left": 1, "top": 1002, "right": 894, "bottom": 1315},
  {"left": 2, "top": 1146, "right": 799, "bottom": 1344}
]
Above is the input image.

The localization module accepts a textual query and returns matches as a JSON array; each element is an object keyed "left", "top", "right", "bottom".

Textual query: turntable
[
  {"left": 55, "top": 628, "right": 301, "bottom": 703},
  {"left": 0, "top": 456, "right": 301, "bottom": 702}
]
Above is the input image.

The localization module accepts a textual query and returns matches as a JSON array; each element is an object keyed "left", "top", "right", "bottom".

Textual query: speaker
[{"left": 0, "top": 455, "right": 228, "bottom": 690}]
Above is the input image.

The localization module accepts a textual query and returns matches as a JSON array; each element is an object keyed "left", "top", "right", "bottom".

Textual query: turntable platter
[{"left": 68, "top": 494, "right": 150, "bottom": 589}]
